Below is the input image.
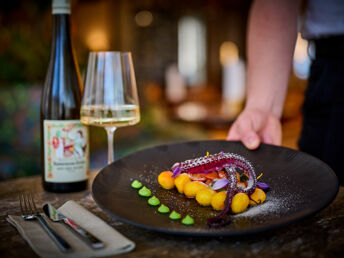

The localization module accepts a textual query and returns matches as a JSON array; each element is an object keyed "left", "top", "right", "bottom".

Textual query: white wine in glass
[
  {"left": 81, "top": 52, "right": 140, "bottom": 164},
  {"left": 81, "top": 104, "right": 140, "bottom": 127}
]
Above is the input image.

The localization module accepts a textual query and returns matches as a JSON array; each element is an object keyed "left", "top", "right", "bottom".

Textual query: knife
[{"left": 43, "top": 203, "right": 105, "bottom": 249}]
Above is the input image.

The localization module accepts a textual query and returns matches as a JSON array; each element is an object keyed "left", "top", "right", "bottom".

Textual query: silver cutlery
[
  {"left": 19, "top": 193, "right": 71, "bottom": 252},
  {"left": 43, "top": 203, "right": 104, "bottom": 249}
]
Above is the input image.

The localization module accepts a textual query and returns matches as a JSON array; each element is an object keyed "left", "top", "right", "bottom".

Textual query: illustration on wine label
[{"left": 44, "top": 120, "right": 89, "bottom": 183}]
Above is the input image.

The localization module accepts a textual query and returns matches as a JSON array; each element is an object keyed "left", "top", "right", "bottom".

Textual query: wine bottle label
[{"left": 44, "top": 120, "right": 89, "bottom": 183}]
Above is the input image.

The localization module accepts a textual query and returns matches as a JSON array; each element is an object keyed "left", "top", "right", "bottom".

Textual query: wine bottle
[{"left": 40, "top": 0, "right": 89, "bottom": 192}]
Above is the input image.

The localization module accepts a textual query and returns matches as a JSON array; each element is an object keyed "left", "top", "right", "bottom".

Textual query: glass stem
[{"left": 105, "top": 127, "right": 117, "bottom": 164}]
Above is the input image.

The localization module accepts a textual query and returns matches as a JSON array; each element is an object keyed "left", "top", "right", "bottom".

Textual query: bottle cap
[{"left": 52, "top": 0, "right": 71, "bottom": 15}]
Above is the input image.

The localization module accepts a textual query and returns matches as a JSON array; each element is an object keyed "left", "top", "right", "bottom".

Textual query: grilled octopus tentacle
[
  {"left": 171, "top": 152, "right": 257, "bottom": 227},
  {"left": 206, "top": 167, "right": 237, "bottom": 227}
]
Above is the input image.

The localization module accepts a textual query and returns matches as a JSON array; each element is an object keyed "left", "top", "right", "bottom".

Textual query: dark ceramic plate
[{"left": 92, "top": 140, "right": 339, "bottom": 236}]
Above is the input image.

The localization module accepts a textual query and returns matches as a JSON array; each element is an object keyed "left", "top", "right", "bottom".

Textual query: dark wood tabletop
[{"left": 1, "top": 171, "right": 343, "bottom": 258}]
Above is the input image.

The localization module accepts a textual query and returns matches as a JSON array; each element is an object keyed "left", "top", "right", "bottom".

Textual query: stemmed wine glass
[{"left": 81, "top": 51, "right": 140, "bottom": 164}]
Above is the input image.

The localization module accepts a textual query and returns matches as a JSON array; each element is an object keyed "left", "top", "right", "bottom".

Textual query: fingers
[
  {"left": 228, "top": 117, "right": 261, "bottom": 150},
  {"left": 241, "top": 130, "right": 260, "bottom": 150},
  {"left": 227, "top": 126, "right": 241, "bottom": 141},
  {"left": 228, "top": 110, "right": 283, "bottom": 150},
  {"left": 261, "top": 116, "right": 282, "bottom": 145},
  {"left": 237, "top": 118, "right": 261, "bottom": 149}
]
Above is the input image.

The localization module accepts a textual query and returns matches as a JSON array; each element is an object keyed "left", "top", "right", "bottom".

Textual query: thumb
[
  {"left": 242, "top": 131, "right": 260, "bottom": 150},
  {"left": 238, "top": 120, "right": 261, "bottom": 150}
]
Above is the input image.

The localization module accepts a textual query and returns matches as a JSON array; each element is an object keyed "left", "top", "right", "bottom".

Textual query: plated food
[
  {"left": 132, "top": 151, "right": 270, "bottom": 228},
  {"left": 93, "top": 140, "right": 338, "bottom": 236},
  {"left": 131, "top": 179, "right": 195, "bottom": 226},
  {"left": 163, "top": 151, "right": 270, "bottom": 227}
]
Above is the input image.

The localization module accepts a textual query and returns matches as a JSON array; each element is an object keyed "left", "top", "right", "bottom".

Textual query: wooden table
[{"left": 1, "top": 171, "right": 343, "bottom": 258}]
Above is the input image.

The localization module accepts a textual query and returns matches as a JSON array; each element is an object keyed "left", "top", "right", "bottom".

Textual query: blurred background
[{"left": 0, "top": 0, "right": 310, "bottom": 180}]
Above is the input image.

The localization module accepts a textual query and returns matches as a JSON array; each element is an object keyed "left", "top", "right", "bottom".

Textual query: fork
[{"left": 19, "top": 192, "right": 71, "bottom": 252}]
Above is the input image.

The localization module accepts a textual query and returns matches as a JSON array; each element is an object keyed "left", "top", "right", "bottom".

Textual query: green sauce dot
[
  {"left": 158, "top": 204, "right": 170, "bottom": 214},
  {"left": 148, "top": 196, "right": 160, "bottom": 206},
  {"left": 138, "top": 186, "right": 151, "bottom": 197},
  {"left": 131, "top": 180, "right": 142, "bottom": 189},
  {"left": 169, "top": 210, "right": 181, "bottom": 220},
  {"left": 182, "top": 215, "right": 194, "bottom": 225}
]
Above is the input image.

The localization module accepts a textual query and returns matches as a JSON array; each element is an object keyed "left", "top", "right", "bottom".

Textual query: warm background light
[
  {"left": 220, "top": 41, "right": 239, "bottom": 65},
  {"left": 294, "top": 33, "right": 308, "bottom": 63},
  {"left": 86, "top": 29, "right": 109, "bottom": 51},
  {"left": 0, "top": 0, "right": 308, "bottom": 179},
  {"left": 293, "top": 33, "right": 311, "bottom": 79},
  {"left": 135, "top": 10, "right": 153, "bottom": 27}
]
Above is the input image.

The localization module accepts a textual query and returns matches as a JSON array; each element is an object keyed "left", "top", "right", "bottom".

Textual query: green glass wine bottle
[{"left": 40, "top": 0, "right": 89, "bottom": 192}]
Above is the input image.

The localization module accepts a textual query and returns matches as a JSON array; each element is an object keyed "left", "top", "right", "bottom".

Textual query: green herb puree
[
  {"left": 131, "top": 180, "right": 142, "bottom": 189},
  {"left": 182, "top": 215, "right": 194, "bottom": 225},
  {"left": 158, "top": 204, "right": 170, "bottom": 213},
  {"left": 138, "top": 186, "right": 151, "bottom": 197},
  {"left": 148, "top": 196, "right": 160, "bottom": 206},
  {"left": 169, "top": 211, "right": 181, "bottom": 220}
]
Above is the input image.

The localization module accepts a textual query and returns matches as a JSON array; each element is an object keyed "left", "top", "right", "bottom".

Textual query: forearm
[{"left": 245, "top": 0, "right": 301, "bottom": 118}]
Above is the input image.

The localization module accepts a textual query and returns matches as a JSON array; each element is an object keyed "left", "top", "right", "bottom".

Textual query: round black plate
[{"left": 92, "top": 140, "right": 339, "bottom": 236}]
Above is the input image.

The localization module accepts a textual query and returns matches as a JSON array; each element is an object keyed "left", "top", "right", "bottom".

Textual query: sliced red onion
[
  {"left": 211, "top": 178, "right": 229, "bottom": 190},
  {"left": 257, "top": 182, "right": 270, "bottom": 191}
]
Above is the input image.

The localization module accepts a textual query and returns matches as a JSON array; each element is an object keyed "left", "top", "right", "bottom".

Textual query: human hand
[{"left": 227, "top": 108, "right": 282, "bottom": 150}]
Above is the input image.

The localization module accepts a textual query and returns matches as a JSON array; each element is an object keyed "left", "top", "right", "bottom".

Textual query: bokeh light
[
  {"left": 86, "top": 29, "right": 109, "bottom": 51},
  {"left": 135, "top": 10, "right": 153, "bottom": 27},
  {"left": 220, "top": 41, "right": 239, "bottom": 65}
]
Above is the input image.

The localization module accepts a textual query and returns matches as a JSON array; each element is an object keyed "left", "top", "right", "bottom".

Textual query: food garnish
[
  {"left": 211, "top": 191, "right": 227, "bottom": 211},
  {"left": 211, "top": 178, "right": 229, "bottom": 190},
  {"left": 131, "top": 182, "right": 193, "bottom": 226},
  {"left": 182, "top": 215, "right": 194, "bottom": 225},
  {"left": 158, "top": 171, "right": 175, "bottom": 189},
  {"left": 175, "top": 174, "right": 191, "bottom": 193},
  {"left": 148, "top": 196, "right": 160, "bottom": 206},
  {"left": 231, "top": 193, "right": 249, "bottom": 214},
  {"left": 183, "top": 181, "right": 207, "bottom": 198},
  {"left": 249, "top": 188, "right": 266, "bottom": 205},
  {"left": 169, "top": 210, "right": 181, "bottom": 220},
  {"left": 131, "top": 180, "right": 142, "bottom": 189},
  {"left": 158, "top": 204, "right": 170, "bottom": 214},
  {"left": 256, "top": 182, "right": 270, "bottom": 191},
  {"left": 138, "top": 186, "right": 152, "bottom": 197},
  {"left": 196, "top": 188, "right": 216, "bottom": 206}
]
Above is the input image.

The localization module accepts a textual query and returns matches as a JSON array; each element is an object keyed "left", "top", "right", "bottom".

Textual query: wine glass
[{"left": 81, "top": 51, "right": 140, "bottom": 164}]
